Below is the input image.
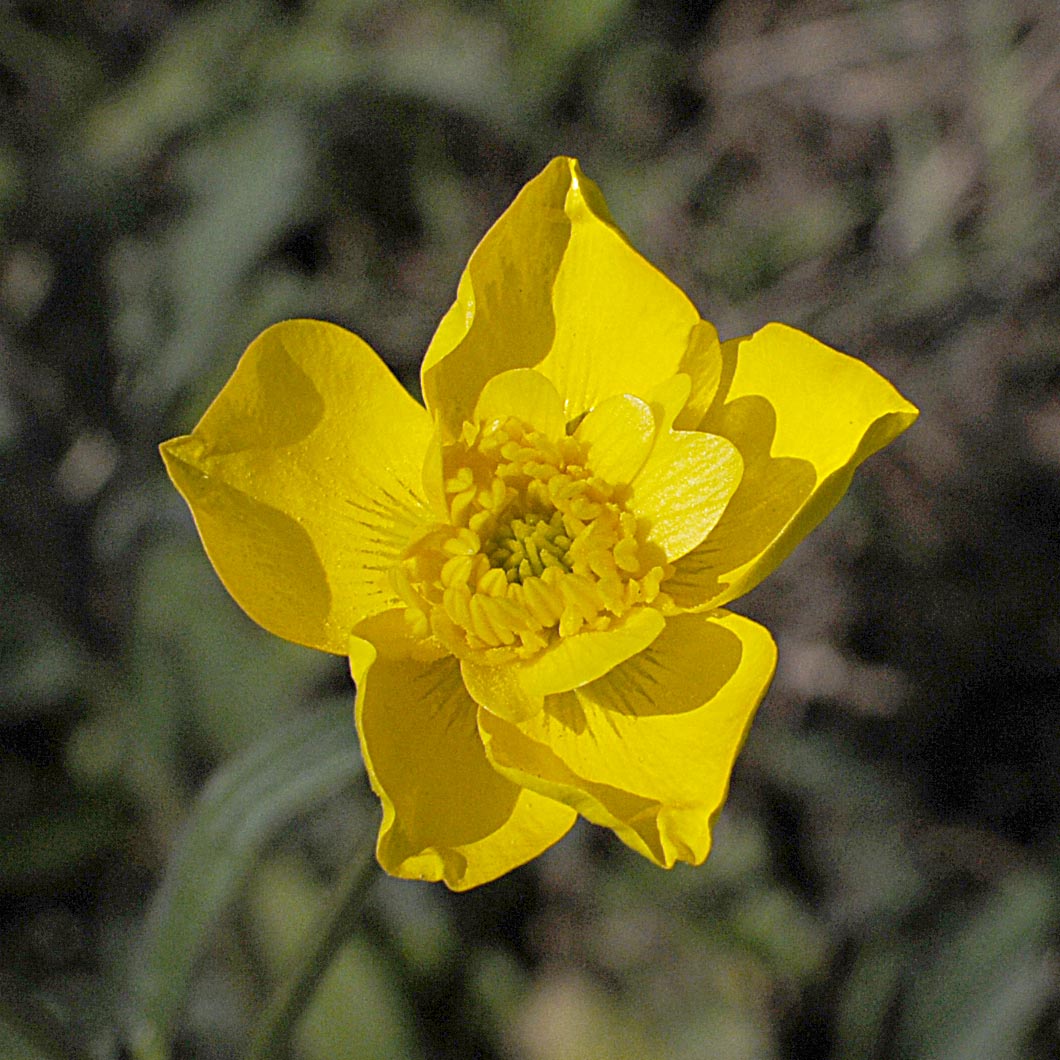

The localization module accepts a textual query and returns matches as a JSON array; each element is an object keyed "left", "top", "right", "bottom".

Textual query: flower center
[{"left": 393, "top": 415, "right": 671, "bottom": 659}]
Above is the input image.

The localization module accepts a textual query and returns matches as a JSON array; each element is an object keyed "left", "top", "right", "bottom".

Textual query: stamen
[{"left": 396, "top": 413, "right": 673, "bottom": 659}]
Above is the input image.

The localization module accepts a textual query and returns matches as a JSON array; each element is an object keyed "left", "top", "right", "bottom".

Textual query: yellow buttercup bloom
[{"left": 161, "top": 157, "right": 918, "bottom": 890}]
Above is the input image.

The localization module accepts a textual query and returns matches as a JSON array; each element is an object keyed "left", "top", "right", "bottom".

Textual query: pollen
[{"left": 396, "top": 415, "right": 672, "bottom": 659}]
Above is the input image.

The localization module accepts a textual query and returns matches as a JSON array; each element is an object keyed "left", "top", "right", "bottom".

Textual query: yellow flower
[{"left": 161, "top": 157, "right": 918, "bottom": 890}]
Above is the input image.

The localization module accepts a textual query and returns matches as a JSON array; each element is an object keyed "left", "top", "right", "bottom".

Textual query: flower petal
[
  {"left": 574, "top": 393, "right": 656, "bottom": 484},
  {"left": 671, "top": 320, "right": 725, "bottom": 430},
  {"left": 160, "top": 320, "right": 433, "bottom": 654},
  {"left": 478, "top": 611, "right": 776, "bottom": 867},
  {"left": 461, "top": 607, "right": 666, "bottom": 722},
  {"left": 536, "top": 164, "right": 703, "bottom": 421},
  {"left": 474, "top": 369, "right": 566, "bottom": 437},
  {"left": 421, "top": 160, "right": 573, "bottom": 439},
  {"left": 350, "top": 612, "right": 576, "bottom": 890},
  {"left": 628, "top": 377, "right": 743, "bottom": 563},
  {"left": 667, "top": 323, "right": 919, "bottom": 609},
  {"left": 421, "top": 157, "right": 709, "bottom": 436}
]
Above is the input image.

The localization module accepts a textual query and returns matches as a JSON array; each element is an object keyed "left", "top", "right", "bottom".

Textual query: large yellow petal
[
  {"left": 350, "top": 612, "right": 576, "bottom": 890},
  {"left": 160, "top": 320, "right": 433, "bottom": 654},
  {"left": 667, "top": 323, "right": 919, "bottom": 609},
  {"left": 460, "top": 606, "right": 666, "bottom": 722},
  {"left": 421, "top": 160, "right": 573, "bottom": 439},
  {"left": 478, "top": 611, "right": 776, "bottom": 867},
  {"left": 536, "top": 164, "right": 703, "bottom": 421},
  {"left": 421, "top": 157, "right": 716, "bottom": 437}
]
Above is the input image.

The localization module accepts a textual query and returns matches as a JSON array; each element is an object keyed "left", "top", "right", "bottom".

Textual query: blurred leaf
[
  {"left": 297, "top": 941, "right": 420, "bottom": 1060},
  {"left": 749, "top": 729, "right": 924, "bottom": 922},
  {"left": 258, "top": 1, "right": 375, "bottom": 101},
  {"left": 0, "top": 970, "right": 102, "bottom": 1060},
  {"left": 0, "top": 794, "right": 121, "bottom": 891},
  {"left": 371, "top": 6, "right": 520, "bottom": 127},
  {"left": 133, "top": 535, "right": 333, "bottom": 756},
  {"left": 0, "top": 11, "right": 100, "bottom": 118},
  {"left": 728, "top": 885, "right": 828, "bottom": 984},
  {"left": 898, "top": 872, "right": 1057, "bottom": 1060},
  {"left": 510, "top": 968, "right": 660, "bottom": 1060},
  {"left": 0, "top": 589, "right": 87, "bottom": 719},
  {"left": 127, "top": 699, "right": 361, "bottom": 1056},
  {"left": 834, "top": 929, "right": 909, "bottom": 1060},
  {"left": 504, "top": 0, "right": 632, "bottom": 99},
  {"left": 0, "top": 1023, "right": 53, "bottom": 1060},
  {"left": 79, "top": 0, "right": 267, "bottom": 175},
  {"left": 122, "top": 106, "right": 313, "bottom": 417},
  {"left": 247, "top": 857, "right": 419, "bottom": 1060},
  {"left": 0, "top": 1000, "right": 89, "bottom": 1060},
  {"left": 0, "top": 143, "right": 23, "bottom": 214}
]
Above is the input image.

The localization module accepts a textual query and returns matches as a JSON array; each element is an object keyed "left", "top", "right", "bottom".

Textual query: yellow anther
[
  {"left": 449, "top": 487, "right": 476, "bottom": 524},
  {"left": 445, "top": 467, "right": 474, "bottom": 493},
  {"left": 587, "top": 548, "right": 618, "bottom": 579},
  {"left": 468, "top": 509, "right": 494, "bottom": 535},
  {"left": 469, "top": 594, "right": 505, "bottom": 647},
  {"left": 642, "top": 565, "right": 666, "bottom": 602},
  {"left": 549, "top": 476, "right": 580, "bottom": 503},
  {"left": 559, "top": 573, "right": 602, "bottom": 623},
  {"left": 516, "top": 628, "right": 548, "bottom": 655},
  {"left": 596, "top": 575, "right": 626, "bottom": 613},
  {"left": 569, "top": 497, "right": 602, "bottom": 520},
  {"left": 443, "top": 584, "right": 473, "bottom": 629},
  {"left": 522, "top": 534, "right": 543, "bottom": 574},
  {"left": 613, "top": 537, "right": 641, "bottom": 573},
  {"left": 398, "top": 412, "right": 674, "bottom": 660},
  {"left": 564, "top": 514, "right": 587, "bottom": 537},
  {"left": 492, "top": 592, "right": 538, "bottom": 632},
  {"left": 523, "top": 480, "right": 548, "bottom": 508},
  {"left": 440, "top": 553, "right": 474, "bottom": 588},
  {"left": 476, "top": 567, "right": 509, "bottom": 597},
  {"left": 443, "top": 528, "right": 480, "bottom": 555},
  {"left": 522, "top": 575, "right": 564, "bottom": 625},
  {"left": 478, "top": 597, "right": 517, "bottom": 644},
  {"left": 559, "top": 607, "right": 584, "bottom": 638}
]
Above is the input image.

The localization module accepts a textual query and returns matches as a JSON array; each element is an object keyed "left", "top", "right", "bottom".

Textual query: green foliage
[{"left": 128, "top": 700, "right": 361, "bottom": 1055}]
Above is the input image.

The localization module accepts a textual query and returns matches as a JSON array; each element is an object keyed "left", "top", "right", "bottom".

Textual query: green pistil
[{"left": 489, "top": 510, "right": 572, "bottom": 582}]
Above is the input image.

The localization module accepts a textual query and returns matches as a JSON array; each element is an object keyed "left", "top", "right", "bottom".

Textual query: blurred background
[{"left": 2, "top": 0, "right": 1059, "bottom": 1057}]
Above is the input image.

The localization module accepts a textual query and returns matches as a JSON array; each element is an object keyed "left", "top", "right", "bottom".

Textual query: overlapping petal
[
  {"left": 667, "top": 323, "right": 919, "bottom": 610},
  {"left": 478, "top": 611, "right": 777, "bottom": 867},
  {"left": 160, "top": 320, "right": 434, "bottom": 653},
  {"left": 350, "top": 612, "right": 576, "bottom": 890},
  {"left": 575, "top": 393, "right": 656, "bottom": 484},
  {"left": 460, "top": 607, "right": 666, "bottom": 722},
  {"left": 421, "top": 158, "right": 717, "bottom": 437},
  {"left": 629, "top": 422, "right": 742, "bottom": 563}
]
